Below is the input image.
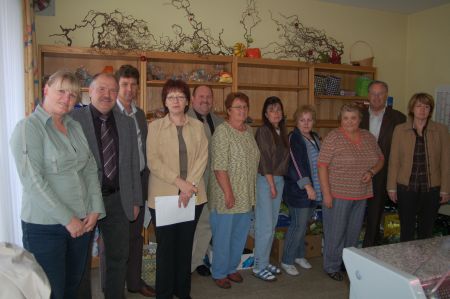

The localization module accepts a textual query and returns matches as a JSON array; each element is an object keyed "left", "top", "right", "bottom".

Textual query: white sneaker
[
  {"left": 281, "top": 263, "right": 299, "bottom": 276},
  {"left": 295, "top": 258, "right": 312, "bottom": 269}
]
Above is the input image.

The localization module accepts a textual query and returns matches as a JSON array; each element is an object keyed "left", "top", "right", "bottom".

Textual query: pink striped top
[{"left": 318, "top": 127, "right": 383, "bottom": 200}]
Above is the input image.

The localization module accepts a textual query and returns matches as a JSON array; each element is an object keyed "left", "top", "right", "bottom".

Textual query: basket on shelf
[
  {"left": 350, "top": 40, "right": 374, "bottom": 67},
  {"left": 325, "top": 75, "right": 341, "bottom": 96},
  {"left": 314, "top": 75, "right": 327, "bottom": 95}
]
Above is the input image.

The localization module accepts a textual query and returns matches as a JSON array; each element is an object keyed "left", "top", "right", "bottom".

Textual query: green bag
[{"left": 355, "top": 76, "right": 373, "bottom": 97}]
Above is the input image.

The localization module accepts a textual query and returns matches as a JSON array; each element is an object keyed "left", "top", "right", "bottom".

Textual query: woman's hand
[
  {"left": 323, "top": 194, "right": 333, "bottom": 208},
  {"left": 388, "top": 191, "right": 397, "bottom": 203},
  {"left": 83, "top": 213, "right": 99, "bottom": 232},
  {"left": 66, "top": 217, "right": 85, "bottom": 238},
  {"left": 224, "top": 193, "right": 235, "bottom": 209},
  {"left": 178, "top": 192, "right": 192, "bottom": 208},
  {"left": 305, "top": 184, "right": 316, "bottom": 200},
  {"left": 175, "top": 177, "right": 197, "bottom": 199},
  {"left": 362, "top": 171, "right": 373, "bottom": 184},
  {"left": 270, "top": 185, "right": 277, "bottom": 199}
]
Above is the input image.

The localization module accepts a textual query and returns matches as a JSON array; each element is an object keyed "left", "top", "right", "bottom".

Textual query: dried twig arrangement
[
  {"left": 263, "top": 12, "right": 344, "bottom": 62},
  {"left": 50, "top": 10, "right": 160, "bottom": 51},
  {"left": 240, "top": 0, "right": 261, "bottom": 47}
]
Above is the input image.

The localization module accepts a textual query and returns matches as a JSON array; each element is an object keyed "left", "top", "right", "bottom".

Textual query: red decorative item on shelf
[
  {"left": 102, "top": 66, "right": 114, "bottom": 73},
  {"left": 245, "top": 48, "right": 261, "bottom": 58},
  {"left": 140, "top": 56, "right": 147, "bottom": 61}
]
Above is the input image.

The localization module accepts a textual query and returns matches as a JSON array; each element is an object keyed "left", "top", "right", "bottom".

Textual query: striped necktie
[{"left": 99, "top": 115, "right": 117, "bottom": 180}]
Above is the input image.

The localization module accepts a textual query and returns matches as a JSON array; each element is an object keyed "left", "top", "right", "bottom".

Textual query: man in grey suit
[
  {"left": 114, "top": 65, "right": 155, "bottom": 297},
  {"left": 188, "top": 85, "right": 224, "bottom": 276},
  {"left": 72, "top": 73, "right": 142, "bottom": 299}
]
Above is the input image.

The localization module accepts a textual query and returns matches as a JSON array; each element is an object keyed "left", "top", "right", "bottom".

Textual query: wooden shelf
[
  {"left": 315, "top": 95, "right": 368, "bottom": 101},
  {"left": 314, "top": 63, "right": 376, "bottom": 74},
  {"left": 316, "top": 119, "right": 339, "bottom": 128},
  {"left": 238, "top": 83, "right": 309, "bottom": 91},
  {"left": 237, "top": 56, "right": 311, "bottom": 69},
  {"left": 146, "top": 80, "right": 231, "bottom": 88}
]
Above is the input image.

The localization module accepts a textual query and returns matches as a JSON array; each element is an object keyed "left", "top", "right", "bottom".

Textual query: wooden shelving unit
[{"left": 38, "top": 45, "right": 376, "bottom": 134}]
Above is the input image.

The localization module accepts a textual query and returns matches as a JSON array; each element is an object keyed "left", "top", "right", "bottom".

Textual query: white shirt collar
[{"left": 116, "top": 99, "right": 137, "bottom": 116}]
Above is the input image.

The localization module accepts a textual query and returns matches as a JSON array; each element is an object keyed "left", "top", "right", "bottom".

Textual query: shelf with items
[
  {"left": 39, "top": 45, "right": 143, "bottom": 106},
  {"left": 143, "top": 51, "right": 234, "bottom": 118},
  {"left": 235, "top": 57, "right": 313, "bottom": 126},
  {"left": 313, "top": 63, "right": 376, "bottom": 136}
]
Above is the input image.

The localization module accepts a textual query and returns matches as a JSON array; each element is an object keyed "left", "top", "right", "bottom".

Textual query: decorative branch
[
  {"left": 240, "top": 0, "right": 261, "bottom": 47},
  {"left": 158, "top": 0, "right": 232, "bottom": 55},
  {"left": 50, "top": 10, "right": 160, "bottom": 51},
  {"left": 262, "top": 12, "right": 344, "bottom": 62}
]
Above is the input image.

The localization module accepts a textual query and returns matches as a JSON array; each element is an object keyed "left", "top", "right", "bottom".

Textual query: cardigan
[{"left": 147, "top": 114, "right": 208, "bottom": 208}]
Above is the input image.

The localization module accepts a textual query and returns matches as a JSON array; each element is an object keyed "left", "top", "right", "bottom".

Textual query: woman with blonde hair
[
  {"left": 10, "top": 70, "right": 105, "bottom": 299},
  {"left": 281, "top": 105, "right": 321, "bottom": 276},
  {"left": 387, "top": 93, "right": 449, "bottom": 242}
]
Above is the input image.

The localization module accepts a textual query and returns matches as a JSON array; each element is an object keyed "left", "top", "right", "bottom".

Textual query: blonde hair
[
  {"left": 293, "top": 105, "right": 316, "bottom": 123},
  {"left": 45, "top": 70, "right": 81, "bottom": 103}
]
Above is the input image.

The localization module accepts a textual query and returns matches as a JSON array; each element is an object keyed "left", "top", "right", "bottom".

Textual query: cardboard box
[{"left": 270, "top": 234, "right": 323, "bottom": 264}]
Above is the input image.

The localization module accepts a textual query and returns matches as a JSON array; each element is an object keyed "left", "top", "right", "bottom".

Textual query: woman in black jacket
[{"left": 281, "top": 105, "right": 322, "bottom": 276}]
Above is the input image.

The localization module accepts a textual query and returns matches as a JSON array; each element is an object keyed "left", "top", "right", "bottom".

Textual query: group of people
[{"left": 9, "top": 65, "right": 449, "bottom": 299}]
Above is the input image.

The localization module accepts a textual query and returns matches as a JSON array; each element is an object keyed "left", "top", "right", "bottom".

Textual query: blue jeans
[
  {"left": 22, "top": 221, "right": 91, "bottom": 299},
  {"left": 253, "top": 174, "right": 284, "bottom": 271},
  {"left": 282, "top": 207, "right": 314, "bottom": 264},
  {"left": 210, "top": 210, "right": 251, "bottom": 279}
]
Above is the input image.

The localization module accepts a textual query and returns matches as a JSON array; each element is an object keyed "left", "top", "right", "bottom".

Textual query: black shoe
[{"left": 196, "top": 265, "right": 211, "bottom": 276}]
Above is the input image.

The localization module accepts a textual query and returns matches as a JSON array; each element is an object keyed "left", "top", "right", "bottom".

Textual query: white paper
[{"left": 155, "top": 195, "right": 195, "bottom": 227}]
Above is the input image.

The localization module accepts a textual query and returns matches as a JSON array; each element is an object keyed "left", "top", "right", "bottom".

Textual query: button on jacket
[{"left": 10, "top": 105, "right": 105, "bottom": 225}]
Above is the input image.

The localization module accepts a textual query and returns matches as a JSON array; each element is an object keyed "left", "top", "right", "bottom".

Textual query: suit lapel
[
  {"left": 113, "top": 109, "right": 125, "bottom": 165},
  {"left": 83, "top": 106, "right": 101, "bottom": 167},
  {"left": 378, "top": 108, "right": 392, "bottom": 143}
]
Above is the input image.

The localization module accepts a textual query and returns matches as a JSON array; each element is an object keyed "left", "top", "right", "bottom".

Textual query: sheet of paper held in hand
[{"left": 155, "top": 195, "right": 195, "bottom": 227}]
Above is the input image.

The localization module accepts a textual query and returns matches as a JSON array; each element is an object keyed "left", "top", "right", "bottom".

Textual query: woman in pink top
[{"left": 318, "top": 103, "right": 384, "bottom": 281}]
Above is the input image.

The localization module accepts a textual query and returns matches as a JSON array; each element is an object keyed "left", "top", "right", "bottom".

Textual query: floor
[{"left": 91, "top": 256, "right": 350, "bottom": 299}]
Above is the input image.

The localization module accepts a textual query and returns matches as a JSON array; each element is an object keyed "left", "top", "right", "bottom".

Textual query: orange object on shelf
[
  {"left": 245, "top": 48, "right": 261, "bottom": 58},
  {"left": 102, "top": 65, "right": 114, "bottom": 73}
]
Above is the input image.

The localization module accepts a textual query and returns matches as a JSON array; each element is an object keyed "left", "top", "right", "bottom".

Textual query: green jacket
[{"left": 10, "top": 105, "right": 105, "bottom": 225}]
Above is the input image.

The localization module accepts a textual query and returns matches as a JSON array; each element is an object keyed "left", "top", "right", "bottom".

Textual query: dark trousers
[
  {"left": 363, "top": 173, "right": 388, "bottom": 247},
  {"left": 397, "top": 186, "right": 440, "bottom": 242},
  {"left": 98, "top": 191, "right": 130, "bottom": 299},
  {"left": 126, "top": 204, "right": 146, "bottom": 291},
  {"left": 127, "top": 168, "right": 150, "bottom": 291},
  {"left": 22, "top": 221, "right": 91, "bottom": 299},
  {"left": 150, "top": 204, "right": 203, "bottom": 299}
]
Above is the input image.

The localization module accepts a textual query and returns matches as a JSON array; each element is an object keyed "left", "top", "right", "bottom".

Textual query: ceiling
[{"left": 317, "top": 0, "right": 450, "bottom": 14}]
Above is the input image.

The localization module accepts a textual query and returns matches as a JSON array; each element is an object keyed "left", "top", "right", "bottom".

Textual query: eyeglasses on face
[
  {"left": 166, "top": 95, "right": 187, "bottom": 102},
  {"left": 230, "top": 105, "right": 248, "bottom": 110}
]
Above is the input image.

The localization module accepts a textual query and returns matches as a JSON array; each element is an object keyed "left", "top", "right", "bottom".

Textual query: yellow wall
[
  {"left": 405, "top": 3, "right": 450, "bottom": 111},
  {"left": 36, "top": 0, "right": 410, "bottom": 110}
]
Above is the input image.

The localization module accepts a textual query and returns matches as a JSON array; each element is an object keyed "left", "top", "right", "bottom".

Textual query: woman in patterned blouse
[
  {"left": 318, "top": 103, "right": 384, "bottom": 282},
  {"left": 208, "top": 92, "right": 260, "bottom": 289}
]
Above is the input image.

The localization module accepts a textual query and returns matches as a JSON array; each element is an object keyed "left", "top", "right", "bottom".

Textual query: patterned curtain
[{"left": 23, "top": 0, "right": 39, "bottom": 115}]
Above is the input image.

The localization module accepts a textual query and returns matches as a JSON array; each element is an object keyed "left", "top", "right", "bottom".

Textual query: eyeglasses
[
  {"left": 166, "top": 95, "right": 187, "bottom": 102},
  {"left": 230, "top": 105, "right": 248, "bottom": 110}
]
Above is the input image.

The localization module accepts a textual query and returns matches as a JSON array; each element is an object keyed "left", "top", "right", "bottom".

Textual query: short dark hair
[
  {"left": 115, "top": 64, "right": 140, "bottom": 84},
  {"left": 407, "top": 92, "right": 435, "bottom": 120},
  {"left": 262, "top": 96, "right": 288, "bottom": 147},
  {"left": 161, "top": 79, "right": 190, "bottom": 113},
  {"left": 368, "top": 80, "right": 388, "bottom": 93},
  {"left": 224, "top": 92, "right": 249, "bottom": 110},
  {"left": 90, "top": 72, "right": 118, "bottom": 87},
  {"left": 192, "top": 85, "right": 214, "bottom": 97}
]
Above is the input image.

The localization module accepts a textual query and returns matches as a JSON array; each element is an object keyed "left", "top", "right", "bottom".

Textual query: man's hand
[
  {"left": 133, "top": 205, "right": 140, "bottom": 220},
  {"left": 388, "top": 191, "right": 397, "bottom": 203}
]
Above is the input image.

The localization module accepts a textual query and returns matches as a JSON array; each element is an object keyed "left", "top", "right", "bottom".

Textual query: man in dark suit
[
  {"left": 361, "top": 80, "right": 406, "bottom": 247},
  {"left": 187, "top": 85, "right": 223, "bottom": 276},
  {"left": 114, "top": 65, "right": 155, "bottom": 297},
  {"left": 72, "top": 73, "right": 142, "bottom": 299}
]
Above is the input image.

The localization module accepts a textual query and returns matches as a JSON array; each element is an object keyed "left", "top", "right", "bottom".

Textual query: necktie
[{"left": 99, "top": 115, "right": 117, "bottom": 180}]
